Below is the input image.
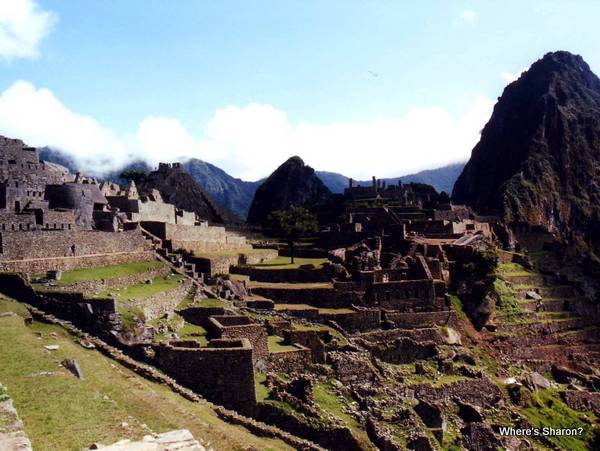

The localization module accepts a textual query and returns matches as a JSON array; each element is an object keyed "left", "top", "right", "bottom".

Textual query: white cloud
[
  {"left": 459, "top": 10, "right": 478, "bottom": 25},
  {"left": 500, "top": 67, "right": 529, "bottom": 84},
  {"left": 0, "top": 80, "right": 494, "bottom": 180},
  {"left": 0, "top": 0, "right": 57, "bottom": 61}
]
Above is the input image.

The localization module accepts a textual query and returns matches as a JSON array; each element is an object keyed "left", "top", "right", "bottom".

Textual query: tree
[
  {"left": 119, "top": 169, "right": 148, "bottom": 184},
  {"left": 268, "top": 206, "right": 318, "bottom": 264}
]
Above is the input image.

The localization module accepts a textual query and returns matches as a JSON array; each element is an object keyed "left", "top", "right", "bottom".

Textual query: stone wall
[
  {"left": 383, "top": 310, "right": 456, "bottom": 329},
  {"left": 0, "top": 229, "right": 150, "bottom": 260},
  {"left": 0, "top": 250, "right": 155, "bottom": 273},
  {"left": 127, "top": 278, "right": 192, "bottom": 321},
  {"left": 267, "top": 346, "right": 313, "bottom": 373},
  {"left": 156, "top": 339, "right": 256, "bottom": 415}
]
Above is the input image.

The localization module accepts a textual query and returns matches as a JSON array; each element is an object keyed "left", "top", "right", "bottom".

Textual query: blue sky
[{"left": 1, "top": 1, "right": 599, "bottom": 180}]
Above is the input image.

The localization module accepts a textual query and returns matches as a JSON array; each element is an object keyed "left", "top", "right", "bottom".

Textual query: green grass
[
  {"left": 313, "top": 381, "right": 376, "bottom": 450},
  {"left": 0, "top": 296, "right": 291, "bottom": 451},
  {"left": 318, "top": 308, "right": 354, "bottom": 314},
  {"left": 268, "top": 336, "right": 299, "bottom": 353},
  {"left": 197, "top": 297, "right": 230, "bottom": 308},
  {"left": 96, "top": 274, "right": 185, "bottom": 301},
  {"left": 494, "top": 278, "right": 524, "bottom": 317},
  {"left": 522, "top": 389, "right": 595, "bottom": 451},
  {"left": 48, "top": 261, "right": 165, "bottom": 286},
  {"left": 251, "top": 257, "right": 329, "bottom": 270},
  {"left": 255, "top": 372, "right": 270, "bottom": 402},
  {"left": 498, "top": 262, "right": 535, "bottom": 276},
  {"left": 448, "top": 294, "right": 467, "bottom": 320},
  {"left": 274, "top": 303, "right": 317, "bottom": 311}
]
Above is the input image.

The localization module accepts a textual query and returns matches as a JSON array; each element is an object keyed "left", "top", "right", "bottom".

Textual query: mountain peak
[
  {"left": 247, "top": 157, "right": 331, "bottom": 225},
  {"left": 453, "top": 50, "right": 600, "bottom": 254}
]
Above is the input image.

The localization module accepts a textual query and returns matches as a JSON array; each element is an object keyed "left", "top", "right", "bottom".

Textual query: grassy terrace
[
  {"left": 0, "top": 296, "right": 291, "bottom": 451},
  {"left": 274, "top": 303, "right": 317, "bottom": 311},
  {"left": 498, "top": 262, "right": 536, "bottom": 276},
  {"left": 94, "top": 274, "right": 185, "bottom": 300},
  {"left": 250, "top": 256, "right": 329, "bottom": 270},
  {"left": 268, "top": 336, "right": 300, "bottom": 353},
  {"left": 39, "top": 261, "right": 165, "bottom": 286}
]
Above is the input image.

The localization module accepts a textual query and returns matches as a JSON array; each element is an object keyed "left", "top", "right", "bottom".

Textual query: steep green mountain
[
  {"left": 453, "top": 51, "right": 600, "bottom": 257},
  {"left": 247, "top": 156, "right": 332, "bottom": 225}
]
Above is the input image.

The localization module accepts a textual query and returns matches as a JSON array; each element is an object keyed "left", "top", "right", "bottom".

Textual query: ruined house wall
[
  {"left": 207, "top": 316, "right": 269, "bottom": 361},
  {"left": 138, "top": 199, "right": 176, "bottom": 224},
  {"left": 231, "top": 266, "right": 330, "bottom": 283},
  {"left": 0, "top": 210, "right": 36, "bottom": 232},
  {"left": 191, "top": 249, "right": 278, "bottom": 276},
  {"left": 368, "top": 279, "right": 436, "bottom": 306},
  {"left": 44, "top": 183, "right": 107, "bottom": 230},
  {"left": 250, "top": 286, "right": 350, "bottom": 308},
  {"left": 156, "top": 340, "right": 256, "bottom": 415},
  {"left": 177, "top": 306, "right": 227, "bottom": 327},
  {"left": 317, "top": 308, "right": 381, "bottom": 333},
  {"left": 284, "top": 329, "right": 326, "bottom": 363}
]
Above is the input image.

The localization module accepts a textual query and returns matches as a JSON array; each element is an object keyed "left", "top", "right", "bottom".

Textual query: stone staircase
[{"left": 139, "top": 227, "right": 218, "bottom": 299}]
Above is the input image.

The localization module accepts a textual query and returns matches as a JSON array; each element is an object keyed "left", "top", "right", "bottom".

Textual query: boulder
[
  {"left": 524, "top": 372, "right": 551, "bottom": 391},
  {"left": 62, "top": 359, "right": 84, "bottom": 379},
  {"left": 525, "top": 290, "right": 542, "bottom": 301}
]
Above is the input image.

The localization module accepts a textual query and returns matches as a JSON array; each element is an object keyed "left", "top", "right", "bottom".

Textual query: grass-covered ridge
[
  {"left": 48, "top": 260, "right": 165, "bottom": 285},
  {"left": 0, "top": 295, "right": 291, "bottom": 450},
  {"left": 251, "top": 256, "right": 329, "bottom": 270},
  {"left": 95, "top": 274, "right": 185, "bottom": 300}
]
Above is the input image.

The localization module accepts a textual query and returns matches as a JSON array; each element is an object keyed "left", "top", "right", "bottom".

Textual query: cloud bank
[
  {"left": 0, "top": 80, "right": 493, "bottom": 180},
  {"left": 0, "top": 0, "right": 57, "bottom": 61}
]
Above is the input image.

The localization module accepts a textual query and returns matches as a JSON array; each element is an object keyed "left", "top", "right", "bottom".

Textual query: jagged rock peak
[{"left": 247, "top": 156, "right": 331, "bottom": 225}]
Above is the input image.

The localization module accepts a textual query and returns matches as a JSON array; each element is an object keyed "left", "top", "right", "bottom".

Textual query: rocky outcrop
[
  {"left": 247, "top": 156, "right": 331, "bottom": 225},
  {"left": 453, "top": 51, "right": 600, "bottom": 256}
]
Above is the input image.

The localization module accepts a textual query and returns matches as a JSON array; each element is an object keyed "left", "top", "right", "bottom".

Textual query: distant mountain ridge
[
  {"left": 38, "top": 147, "right": 464, "bottom": 221},
  {"left": 316, "top": 163, "right": 465, "bottom": 195}
]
